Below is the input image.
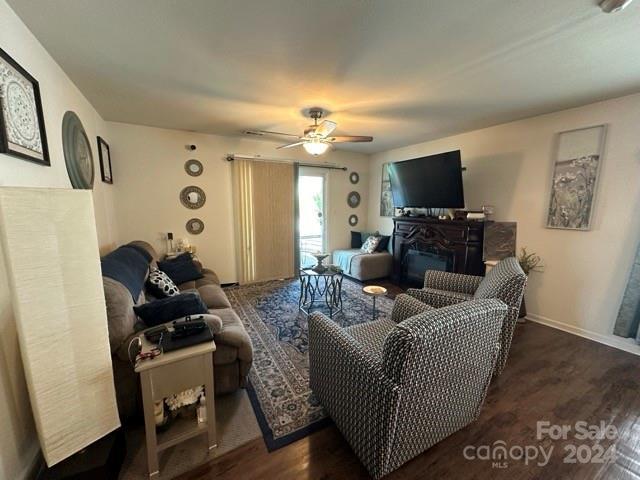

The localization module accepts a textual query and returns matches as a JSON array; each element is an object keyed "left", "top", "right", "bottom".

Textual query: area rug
[
  {"left": 120, "top": 390, "right": 261, "bottom": 479},
  {"left": 225, "top": 277, "right": 394, "bottom": 451}
]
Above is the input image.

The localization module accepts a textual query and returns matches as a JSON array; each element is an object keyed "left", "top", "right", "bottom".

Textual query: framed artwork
[
  {"left": 0, "top": 47, "right": 50, "bottom": 165},
  {"left": 380, "top": 162, "right": 393, "bottom": 216},
  {"left": 546, "top": 125, "right": 606, "bottom": 230},
  {"left": 97, "top": 136, "right": 113, "bottom": 184}
]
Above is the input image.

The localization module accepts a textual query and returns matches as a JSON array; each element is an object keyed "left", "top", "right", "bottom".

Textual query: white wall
[
  {"left": 106, "top": 122, "right": 370, "bottom": 283},
  {"left": 0, "top": 1, "right": 118, "bottom": 478},
  {"left": 367, "top": 93, "right": 640, "bottom": 349}
]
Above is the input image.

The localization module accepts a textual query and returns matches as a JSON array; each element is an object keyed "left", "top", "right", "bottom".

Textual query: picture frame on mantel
[
  {"left": 97, "top": 136, "right": 113, "bottom": 184},
  {"left": 0, "top": 47, "right": 50, "bottom": 166},
  {"left": 546, "top": 125, "right": 606, "bottom": 231}
]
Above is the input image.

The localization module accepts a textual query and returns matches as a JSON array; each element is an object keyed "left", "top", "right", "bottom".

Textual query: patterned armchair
[
  {"left": 309, "top": 298, "right": 508, "bottom": 479},
  {"left": 406, "top": 256, "right": 526, "bottom": 376}
]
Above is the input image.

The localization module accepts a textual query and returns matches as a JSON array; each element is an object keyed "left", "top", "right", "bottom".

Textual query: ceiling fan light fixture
[
  {"left": 303, "top": 139, "right": 330, "bottom": 156},
  {"left": 599, "top": 0, "right": 634, "bottom": 12}
]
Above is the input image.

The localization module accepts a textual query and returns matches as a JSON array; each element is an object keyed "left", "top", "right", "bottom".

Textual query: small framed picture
[
  {"left": 0, "top": 47, "right": 50, "bottom": 166},
  {"left": 97, "top": 136, "right": 113, "bottom": 184}
]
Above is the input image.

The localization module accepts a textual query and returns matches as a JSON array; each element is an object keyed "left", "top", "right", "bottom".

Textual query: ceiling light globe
[{"left": 303, "top": 140, "right": 330, "bottom": 156}]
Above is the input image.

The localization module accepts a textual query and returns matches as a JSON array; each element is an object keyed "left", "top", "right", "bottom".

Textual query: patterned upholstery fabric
[
  {"left": 473, "top": 257, "right": 527, "bottom": 375},
  {"left": 424, "top": 270, "right": 484, "bottom": 294},
  {"left": 391, "top": 293, "right": 434, "bottom": 323},
  {"left": 361, "top": 235, "right": 381, "bottom": 253},
  {"left": 410, "top": 257, "right": 526, "bottom": 376},
  {"left": 406, "top": 287, "right": 472, "bottom": 308},
  {"left": 345, "top": 319, "right": 396, "bottom": 360},
  {"left": 309, "top": 299, "right": 508, "bottom": 479}
]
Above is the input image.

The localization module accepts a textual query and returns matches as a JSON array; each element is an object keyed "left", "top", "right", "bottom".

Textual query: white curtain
[{"left": 232, "top": 159, "right": 295, "bottom": 283}]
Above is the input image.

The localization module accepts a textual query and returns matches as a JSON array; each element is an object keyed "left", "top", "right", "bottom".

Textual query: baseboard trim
[{"left": 526, "top": 313, "right": 640, "bottom": 357}]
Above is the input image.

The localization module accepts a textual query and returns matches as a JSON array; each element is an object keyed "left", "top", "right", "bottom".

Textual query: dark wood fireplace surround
[{"left": 391, "top": 216, "right": 485, "bottom": 286}]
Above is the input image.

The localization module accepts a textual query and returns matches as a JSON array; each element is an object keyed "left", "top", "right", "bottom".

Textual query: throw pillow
[
  {"left": 361, "top": 235, "right": 381, "bottom": 254},
  {"left": 158, "top": 253, "right": 204, "bottom": 285},
  {"left": 376, "top": 235, "right": 391, "bottom": 252},
  {"left": 146, "top": 267, "right": 179, "bottom": 298},
  {"left": 359, "top": 231, "right": 375, "bottom": 245},
  {"left": 133, "top": 292, "right": 208, "bottom": 327},
  {"left": 350, "top": 231, "right": 363, "bottom": 249}
]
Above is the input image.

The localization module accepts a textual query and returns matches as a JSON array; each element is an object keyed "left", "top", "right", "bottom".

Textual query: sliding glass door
[{"left": 298, "top": 169, "right": 327, "bottom": 268}]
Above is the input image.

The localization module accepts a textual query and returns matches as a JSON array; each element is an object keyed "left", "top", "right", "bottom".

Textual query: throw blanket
[
  {"left": 333, "top": 249, "right": 364, "bottom": 275},
  {"left": 101, "top": 245, "right": 151, "bottom": 300}
]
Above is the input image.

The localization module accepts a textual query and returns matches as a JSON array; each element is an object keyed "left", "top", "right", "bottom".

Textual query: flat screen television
[{"left": 388, "top": 150, "right": 464, "bottom": 208}]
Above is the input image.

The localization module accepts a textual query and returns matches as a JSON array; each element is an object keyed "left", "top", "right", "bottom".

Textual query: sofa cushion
[
  {"left": 158, "top": 253, "right": 203, "bottom": 285},
  {"left": 361, "top": 235, "right": 381, "bottom": 254},
  {"left": 349, "top": 251, "right": 393, "bottom": 282},
  {"left": 134, "top": 292, "right": 208, "bottom": 327},
  {"left": 104, "top": 277, "right": 145, "bottom": 352},
  {"left": 101, "top": 245, "right": 150, "bottom": 300},
  {"left": 214, "top": 344, "right": 238, "bottom": 365},
  {"left": 197, "top": 268, "right": 220, "bottom": 286},
  {"left": 211, "top": 308, "right": 253, "bottom": 364},
  {"left": 376, "top": 235, "right": 391, "bottom": 252},
  {"left": 146, "top": 267, "right": 179, "bottom": 297},
  {"left": 351, "top": 231, "right": 363, "bottom": 248},
  {"left": 199, "top": 284, "right": 232, "bottom": 309}
]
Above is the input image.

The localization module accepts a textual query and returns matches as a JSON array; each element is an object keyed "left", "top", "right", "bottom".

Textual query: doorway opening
[{"left": 298, "top": 171, "right": 326, "bottom": 268}]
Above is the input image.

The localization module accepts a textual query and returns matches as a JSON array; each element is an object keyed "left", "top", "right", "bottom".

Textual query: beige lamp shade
[{"left": 0, "top": 187, "right": 120, "bottom": 466}]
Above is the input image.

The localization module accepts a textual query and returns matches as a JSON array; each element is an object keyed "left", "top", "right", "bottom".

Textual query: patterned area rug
[{"left": 225, "top": 277, "right": 394, "bottom": 450}]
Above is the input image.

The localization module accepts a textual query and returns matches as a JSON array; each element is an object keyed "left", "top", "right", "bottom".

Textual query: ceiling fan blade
[
  {"left": 276, "top": 141, "right": 306, "bottom": 149},
  {"left": 327, "top": 136, "right": 373, "bottom": 143},
  {"left": 246, "top": 130, "right": 301, "bottom": 138},
  {"left": 314, "top": 120, "right": 337, "bottom": 138}
]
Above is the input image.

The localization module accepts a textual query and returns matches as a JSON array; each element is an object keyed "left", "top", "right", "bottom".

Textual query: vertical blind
[{"left": 232, "top": 159, "right": 296, "bottom": 283}]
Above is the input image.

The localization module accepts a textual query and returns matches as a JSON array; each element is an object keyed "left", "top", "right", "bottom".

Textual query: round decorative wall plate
[
  {"left": 62, "top": 111, "right": 94, "bottom": 189},
  {"left": 349, "top": 172, "right": 359, "bottom": 184},
  {"left": 186, "top": 218, "right": 205, "bottom": 235},
  {"left": 347, "top": 191, "right": 361, "bottom": 208},
  {"left": 180, "top": 186, "right": 206, "bottom": 209},
  {"left": 184, "top": 159, "right": 203, "bottom": 177},
  {"left": 349, "top": 214, "right": 358, "bottom": 226}
]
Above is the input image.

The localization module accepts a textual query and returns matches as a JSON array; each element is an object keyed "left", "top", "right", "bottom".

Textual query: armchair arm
[
  {"left": 424, "top": 270, "right": 483, "bottom": 294},
  {"left": 309, "top": 312, "right": 399, "bottom": 478},
  {"left": 406, "top": 287, "right": 470, "bottom": 308},
  {"left": 391, "top": 293, "right": 434, "bottom": 323}
]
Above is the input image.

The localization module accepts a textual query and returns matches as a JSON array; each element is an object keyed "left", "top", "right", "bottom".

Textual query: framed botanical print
[
  {"left": 97, "top": 136, "right": 113, "bottom": 184},
  {"left": 0, "top": 47, "right": 50, "bottom": 166},
  {"left": 546, "top": 125, "right": 606, "bottom": 230},
  {"left": 380, "top": 162, "right": 393, "bottom": 216}
]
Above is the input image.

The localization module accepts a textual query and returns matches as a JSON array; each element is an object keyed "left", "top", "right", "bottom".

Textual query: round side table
[{"left": 363, "top": 285, "right": 387, "bottom": 321}]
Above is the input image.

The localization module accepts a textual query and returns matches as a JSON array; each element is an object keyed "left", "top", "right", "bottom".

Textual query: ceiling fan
[{"left": 245, "top": 108, "right": 373, "bottom": 156}]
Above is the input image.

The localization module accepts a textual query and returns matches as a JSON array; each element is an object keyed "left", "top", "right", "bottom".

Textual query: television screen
[{"left": 388, "top": 150, "right": 464, "bottom": 208}]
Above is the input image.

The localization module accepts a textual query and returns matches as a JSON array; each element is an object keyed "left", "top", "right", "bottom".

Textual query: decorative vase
[{"left": 312, "top": 253, "right": 329, "bottom": 273}]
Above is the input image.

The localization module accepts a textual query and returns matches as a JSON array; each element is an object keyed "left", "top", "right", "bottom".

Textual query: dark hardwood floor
[{"left": 177, "top": 321, "right": 640, "bottom": 480}]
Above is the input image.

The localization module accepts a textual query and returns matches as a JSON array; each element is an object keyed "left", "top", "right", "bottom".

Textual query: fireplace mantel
[{"left": 391, "top": 216, "right": 485, "bottom": 286}]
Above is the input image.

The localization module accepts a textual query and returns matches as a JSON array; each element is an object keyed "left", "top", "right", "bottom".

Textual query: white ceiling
[{"left": 7, "top": 0, "right": 640, "bottom": 154}]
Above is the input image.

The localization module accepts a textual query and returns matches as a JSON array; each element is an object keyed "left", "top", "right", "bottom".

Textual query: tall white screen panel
[{"left": 0, "top": 188, "right": 120, "bottom": 466}]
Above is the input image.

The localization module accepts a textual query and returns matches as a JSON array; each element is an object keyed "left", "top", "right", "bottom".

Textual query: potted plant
[{"left": 517, "top": 247, "right": 543, "bottom": 319}]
